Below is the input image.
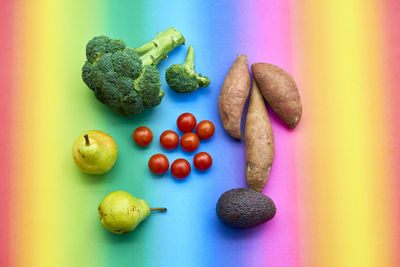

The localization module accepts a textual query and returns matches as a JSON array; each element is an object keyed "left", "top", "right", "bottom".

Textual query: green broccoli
[
  {"left": 165, "top": 46, "right": 211, "bottom": 93},
  {"left": 82, "top": 28, "right": 185, "bottom": 116}
]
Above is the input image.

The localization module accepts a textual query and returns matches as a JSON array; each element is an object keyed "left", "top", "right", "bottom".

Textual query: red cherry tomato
[
  {"left": 196, "top": 120, "right": 215, "bottom": 139},
  {"left": 193, "top": 152, "right": 212, "bottom": 171},
  {"left": 171, "top": 158, "right": 191, "bottom": 179},
  {"left": 180, "top": 132, "right": 200, "bottom": 152},
  {"left": 160, "top": 130, "right": 179, "bottom": 150},
  {"left": 148, "top": 154, "right": 169, "bottom": 175},
  {"left": 177, "top": 113, "right": 197, "bottom": 132},
  {"left": 133, "top": 126, "right": 153, "bottom": 147}
]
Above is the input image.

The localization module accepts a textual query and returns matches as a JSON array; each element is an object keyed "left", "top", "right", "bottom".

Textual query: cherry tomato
[
  {"left": 148, "top": 154, "right": 169, "bottom": 175},
  {"left": 196, "top": 120, "right": 215, "bottom": 139},
  {"left": 171, "top": 158, "right": 191, "bottom": 179},
  {"left": 180, "top": 132, "right": 200, "bottom": 152},
  {"left": 193, "top": 152, "right": 212, "bottom": 171},
  {"left": 160, "top": 130, "right": 179, "bottom": 150},
  {"left": 177, "top": 113, "right": 197, "bottom": 132},
  {"left": 133, "top": 126, "right": 153, "bottom": 147}
]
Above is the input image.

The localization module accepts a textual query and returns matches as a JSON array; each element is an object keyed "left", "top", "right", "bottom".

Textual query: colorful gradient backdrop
[{"left": 0, "top": 0, "right": 399, "bottom": 266}]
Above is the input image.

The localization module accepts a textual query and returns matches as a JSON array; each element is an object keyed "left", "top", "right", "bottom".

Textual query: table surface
[{"left": 1, "top": 0, "right": 400, "bottom": 266}]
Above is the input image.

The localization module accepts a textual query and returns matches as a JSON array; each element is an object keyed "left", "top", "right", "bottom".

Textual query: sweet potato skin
[
  {"left": 252, "top": 63, "right": 302, "bottom": 129},
  {"left": 218, "top": 55, "right": 251, "bottom": 140},
  {"left": 245, "top": 81, "right": 275, "bottom": 192}
]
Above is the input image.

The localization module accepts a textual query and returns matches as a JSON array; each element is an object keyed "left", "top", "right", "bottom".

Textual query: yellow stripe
[
  {"left": 14, "top": 0, "right": 65, "bottom": 265},
  {"left": 292, "top": 0, "right": 392, "bottom": 266},
  {"left": 13, "top": 0, "right": 105, "bottom": 266}
]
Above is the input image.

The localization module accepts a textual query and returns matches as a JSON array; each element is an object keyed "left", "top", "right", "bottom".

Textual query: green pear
[
  {"left": 98, "top": 191, "right": 167, "bottom": 234},
  {"left": 72, "top": 130, "right": 118, "bottom": 174}
]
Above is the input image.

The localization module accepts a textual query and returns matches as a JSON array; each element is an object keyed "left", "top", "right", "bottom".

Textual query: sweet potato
[
  {"left": 252, "top": 63, "right": 302, "bottom": 129},
  {"left": 245, "top": 80, "right": 275, "bottom": 192},
  {"left": 218, "top": 55, "right": 251, "bottom": 140}
]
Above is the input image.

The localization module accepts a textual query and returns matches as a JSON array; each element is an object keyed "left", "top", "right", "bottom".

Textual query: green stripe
[{"left": 103, "top": 1, "right": 150, "bottom": 266}]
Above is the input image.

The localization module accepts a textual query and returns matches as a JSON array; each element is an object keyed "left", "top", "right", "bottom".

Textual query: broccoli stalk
[
  {"left": 182, "top": 46, "right": 211, "bottom": 87},
  {"left": 82, "top": 28, "right": 185, "bottom": 116},
  {"left": 134, "top": 28, "right": 186, "bottom": 66},
  {"left": 165, "top": 45, "right": 211, "bottom": 93}
]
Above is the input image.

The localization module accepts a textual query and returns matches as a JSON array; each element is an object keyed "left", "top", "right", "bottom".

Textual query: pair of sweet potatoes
[{"left": 218, "top": 55, "right": 302, "bottom": 192}]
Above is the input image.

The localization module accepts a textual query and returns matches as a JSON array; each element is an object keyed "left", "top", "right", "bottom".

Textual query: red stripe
[
  {"left": 382, "top": 0, "right": 400, "bottom": 264},
  {"left": 0, "top": 0, "right": 14, "bottom": 266}
]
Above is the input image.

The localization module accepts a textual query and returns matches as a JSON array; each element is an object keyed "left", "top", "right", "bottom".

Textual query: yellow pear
[
  {"left": 72, "top": 130, "right": 118, "bottom": 174},
  {"left": 98, "top": 191, "right": 167, "bottom": 234}
]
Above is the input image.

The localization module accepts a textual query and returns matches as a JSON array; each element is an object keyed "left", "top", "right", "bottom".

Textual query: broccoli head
[
  {"left": 165, "top": 46, "right": 210, "bottom": 93},
  {"left": 82, "top": 28, "right": 185, "bottom": 116}
]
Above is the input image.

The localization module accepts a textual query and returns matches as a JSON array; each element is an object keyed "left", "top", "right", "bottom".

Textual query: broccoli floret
[
  {"left": 82, "top": 28, "right": 185, "bottom": 116},
  {"left": 165, "top": 46, "right": 210, "bottom": 93}
]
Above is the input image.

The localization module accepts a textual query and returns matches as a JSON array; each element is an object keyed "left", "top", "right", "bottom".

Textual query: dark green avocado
[{"left": 216, "top": 188, "right": 276, "bottom": 229}]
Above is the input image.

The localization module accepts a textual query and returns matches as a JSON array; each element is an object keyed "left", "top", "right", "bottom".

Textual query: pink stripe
[
  {"left": 0, "top": 0, "right": 14, "bottom": 266},
  {"left": 241, "top": 1, "right": 300, "bottom": 266},
  {"left": 382, "top": 0, "right": 400, "bottom": 264}
]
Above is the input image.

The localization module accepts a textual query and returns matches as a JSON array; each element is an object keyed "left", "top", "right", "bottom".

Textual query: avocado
[{"left": 216, "top": 188, "right": 276, "bottom": 228}]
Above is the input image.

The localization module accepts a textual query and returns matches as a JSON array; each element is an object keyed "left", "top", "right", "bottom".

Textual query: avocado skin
[{"left": 216, "top": 188, "right": 276, "bottom": 229}]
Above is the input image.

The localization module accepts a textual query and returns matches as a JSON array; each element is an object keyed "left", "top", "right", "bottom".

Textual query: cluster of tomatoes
[{"left": 133, "top": 113, "right": 215, "bottom": 179}]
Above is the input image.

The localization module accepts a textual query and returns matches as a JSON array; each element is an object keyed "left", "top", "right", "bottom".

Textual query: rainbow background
[{"left": 1, "top": 0, "right": 399, "bottom": 266}]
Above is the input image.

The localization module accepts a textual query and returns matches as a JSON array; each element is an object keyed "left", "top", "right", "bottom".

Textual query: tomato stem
[{"left": 150, "top": 207, "right": 167, "bottom": 212}]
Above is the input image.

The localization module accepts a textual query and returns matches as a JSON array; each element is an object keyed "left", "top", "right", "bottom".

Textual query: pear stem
[
  {"left": 150, "top": 207, "right": 167, "bottom": 212},
  {"left": 84, "top": 134, "right": 90, "bottom": 146}
]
